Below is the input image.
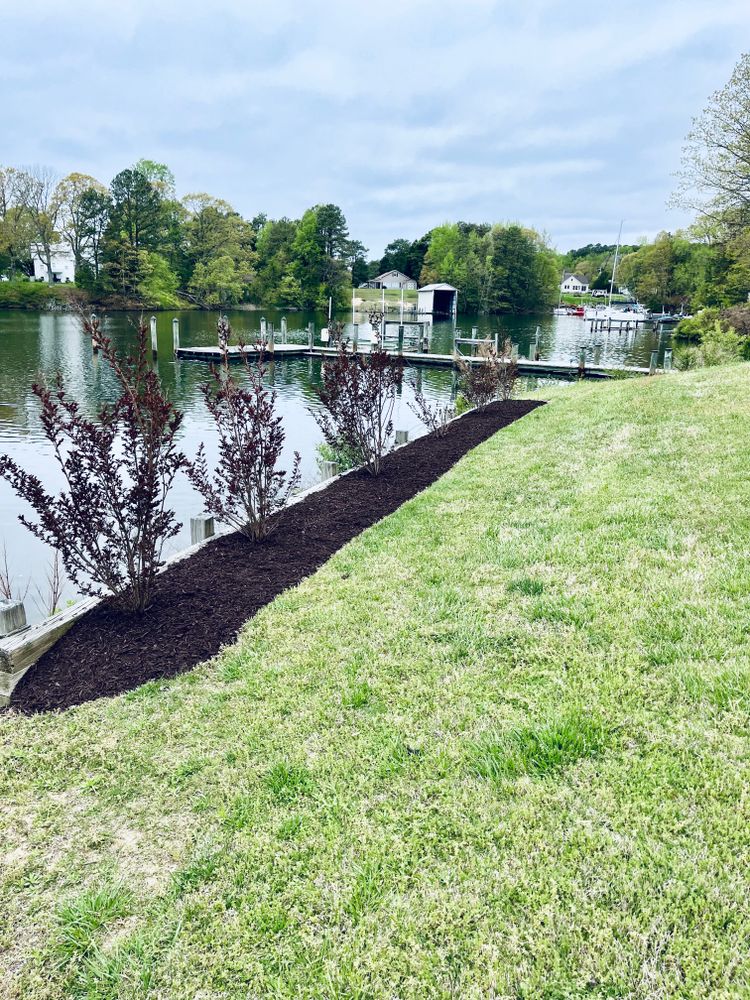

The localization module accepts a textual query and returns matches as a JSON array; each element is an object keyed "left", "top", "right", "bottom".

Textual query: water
[{"left": 0, "top": 307, "right": 670, "bottom": 619}]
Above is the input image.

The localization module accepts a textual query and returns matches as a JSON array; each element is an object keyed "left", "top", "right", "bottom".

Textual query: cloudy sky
[{"left": 3, "top": 1, "right": 749, "bottom": 256}]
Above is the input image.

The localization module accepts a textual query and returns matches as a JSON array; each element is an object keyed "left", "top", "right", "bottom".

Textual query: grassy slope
[{"left": 2, "top": 367, "right": 750, "bottom": 998}]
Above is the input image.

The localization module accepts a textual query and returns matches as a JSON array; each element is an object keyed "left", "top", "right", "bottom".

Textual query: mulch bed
[{"left": 8, "top": 400, "right": 543, "bottom": 714}]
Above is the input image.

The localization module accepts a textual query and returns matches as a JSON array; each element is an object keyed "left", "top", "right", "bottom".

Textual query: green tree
[
  {"left": 137, "top": 251, "right": 181, "bottom": 308},
  {"left": 315, "top": 203, "right": 350, "bottom": 258},
  {"left": 0, "top": 167, "right": 34, "bottom": 278},
  {"left": 103, "top": 169, "right": 163, "bottom": 296},
  {"left": 53, "top": 172, "right": 108, "bottom": 275}
]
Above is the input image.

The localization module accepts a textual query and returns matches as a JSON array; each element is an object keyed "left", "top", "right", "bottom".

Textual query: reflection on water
[{"left": 0, "top": 306, "right": 670, "bottom": 618}]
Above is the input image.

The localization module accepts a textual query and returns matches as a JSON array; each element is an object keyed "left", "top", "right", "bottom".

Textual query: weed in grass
[
  {"left": 219, "top": 656, "right": 245, "bottom": 682},
  {"left": 276, "top": 815, "right": 304, "bottom": 841},
  {"left": 54, "top": 882, "right": 132, "bottom": 966},
  {"left": 342, "top": 680, "right": 373, "bottom": 709},
  {"left": 681, "top": 665, "right": 750, "bottom": 712},
  {"left": 471, "top": 711, "right": 611, "bottom": 781},
  {"left": 171, "top": 848, "right": 224, "bottom": 897},
  {"left": 507, "top": 576, "right": 545, "bottom": 596},
  {"left": 265, "top": 761, "right": 314, "bottom": 802},
  {"left": 222, "top": 793, "right": 258, "bottom": 832},
  {"left": 75, "top": 934, "right": 155, "bottom": 1000},
  {"left": 344, "top": 854, "right": 392, "bottom": 924}
]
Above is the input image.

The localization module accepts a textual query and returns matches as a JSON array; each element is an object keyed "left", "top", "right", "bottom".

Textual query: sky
[{"left": 2, "top": 0, "right": 749, "bottom": 258}]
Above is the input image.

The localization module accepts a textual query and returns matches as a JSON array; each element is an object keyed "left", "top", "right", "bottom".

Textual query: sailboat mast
[{"left": 608, "top": 220, "right": 623, "bottom": 309}]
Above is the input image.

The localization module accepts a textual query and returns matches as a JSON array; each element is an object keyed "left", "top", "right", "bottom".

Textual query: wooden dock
[
  {"left": 174, "top": 343, "right": 650, "bottom": 378},
  {"left": 174, "top": 343, "right": 310, "bottom": 361}
]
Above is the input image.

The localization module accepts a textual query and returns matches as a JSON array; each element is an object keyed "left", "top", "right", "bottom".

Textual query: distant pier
[{"left": 174, "top": 343, "right": 650, "bottom": 378}]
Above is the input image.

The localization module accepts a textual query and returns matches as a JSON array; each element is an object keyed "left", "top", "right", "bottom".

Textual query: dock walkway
[{"left": 174, "top": 344, "right": 650, "bottom": 378}]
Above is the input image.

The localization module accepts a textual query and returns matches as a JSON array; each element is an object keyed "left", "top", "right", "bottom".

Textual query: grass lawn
[
  {"left": 3, "top": 365, "right": 750, "bottom": 997},
  {"left": 354, "top": 287, "right": 418, "bottom": 307}
]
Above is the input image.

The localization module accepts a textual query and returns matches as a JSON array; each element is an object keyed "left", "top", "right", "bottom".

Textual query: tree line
[{"left": 0, "top": 159, "right": 560, "bottom": 314}]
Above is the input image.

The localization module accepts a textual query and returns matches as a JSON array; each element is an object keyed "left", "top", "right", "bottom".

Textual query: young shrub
[
  {"left": 315, "top": 440, "right": 360, "bottom": 474},
  {"left": 496, "top": 338, "right": 520, "bottom": 401},
  {"left": 313, "top": 346, "right": 404, "bottom": 476},
  {"left": 407, "top": 383, "right": 455, "bottom": 438},
  {"left": 457, "top": 338, "right": 518, "bottom": 411},
  {"left": 187, "top": 320, "right": 301, "bottom": 541},
  {"left": 0, "top": 315, "right": 186, "bottom": 612}
]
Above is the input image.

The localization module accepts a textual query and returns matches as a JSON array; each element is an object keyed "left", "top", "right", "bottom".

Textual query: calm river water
[{"left": 0, "top": 307, "right": 671, "bottom": 619}]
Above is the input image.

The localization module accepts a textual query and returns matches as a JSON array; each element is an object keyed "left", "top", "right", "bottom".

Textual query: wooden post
[
  {"left": 511, "top": 343, "right": 519, "bottom": 360},
  {"left": 0, "top": 599, "right": 27, "bottom": 637},
  {"left": 578, "top": 348, "right": 586, "bottom": 375},
  {"left": 649, "top": 350, "right": 658, "bottom": 375},
  {"left": 395, "top": 430, "right": 409, "bottom": 445},
  {"left": 398, "top": 324, "right": 404, "bottom": 354},
  {"left": 663, "top": 348, "right": 673, "bottom": 371},
  {"left": 90, "top": 313, "right": 99, "bottom": 353},
  {"left": 260, "top": 317, "right": 267, "bottom": 343},
  {"left": 352, "top": 323, "right": 359, "bottom": 352},
  {"left": 172, "top": 317, "right": 180, "bottom": 353},
  {"left": 534, "top": 326, "right": 541, "bottom": 361},
  {"left": 471, "top": 326, "right": 478, "bottom": 340},
  {"left": 308, "top": 322, "right": 314, "bottom": 349},
  {"left": 190, "top": 515, "right": 215, "bottom": 545},
  {"left": 150, "top": 316, "right": 158, "bottom": 358},
  {"left": 281, "top": 317, "right": 287, "bottom": 344},
  {"left": 320, "top": 460, "right": 339, "bottom": 480}
]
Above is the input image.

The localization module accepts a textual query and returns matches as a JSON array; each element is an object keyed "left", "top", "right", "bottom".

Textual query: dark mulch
[{"left": 9, "top": 400, "right": 543, "bottom": 714}]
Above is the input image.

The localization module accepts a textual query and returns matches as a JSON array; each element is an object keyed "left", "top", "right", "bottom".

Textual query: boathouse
[{"left": 418, "top": 283, "right": 458, "bottom": 317}]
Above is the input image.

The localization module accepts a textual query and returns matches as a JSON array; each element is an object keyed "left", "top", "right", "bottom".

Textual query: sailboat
[{"left": 584, "top": 222, "right": 649, "bottom": 324}]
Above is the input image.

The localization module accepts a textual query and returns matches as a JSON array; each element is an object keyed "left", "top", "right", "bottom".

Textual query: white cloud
[{"left": 1, "top": 0, "right": 748, "bottom": 252}]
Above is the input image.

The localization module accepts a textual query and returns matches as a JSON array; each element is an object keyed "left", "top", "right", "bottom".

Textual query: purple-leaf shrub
[
  {"left": 0, "top": 315, "right": 186, "bottom": 612},
  {"left": 314, "top": 346, "right": 405, "bottom": 475},
  {"left": 458, "top": 338, "right": 518, "bottom": 410},
  {"left": 407, "top": 383, "right": 455, "bottom": 437},
  {"left": 187, "top": 320, "right": 301, "bottom": 541}
]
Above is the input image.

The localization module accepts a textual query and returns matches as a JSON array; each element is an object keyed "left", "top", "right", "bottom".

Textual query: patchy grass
[{"left": 3, "top": 365, "right": 750, "bottom": 996}]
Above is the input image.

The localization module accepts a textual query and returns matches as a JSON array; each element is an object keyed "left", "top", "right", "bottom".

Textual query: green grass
[
  {"left": 3, "top": 365, "right": 750, "bottom": 996},
  {"left": 0, "top": 280, "right": 80, "bottom": 310},
  {"left": 354, "top": 287, "right": 418, "bottom": 305}
]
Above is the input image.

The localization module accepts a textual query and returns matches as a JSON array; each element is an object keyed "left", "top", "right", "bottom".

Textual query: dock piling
[
  {"left": 0, "top": 599, "right": 27, "bottom": 637},
  {"left": 281, "top": 317, "right": 287, "bottom": 344},
  {"left": 649, "top": 350, "right": 658, "bottom": 375},
  {"left": 172, "top": 317, "right": 180, "bottom": 353},
  {"left": 395, "top": 430, "right": 409, "bottom": 445},
  {"left": 149, "top": 316, "right": 158, "bottom": 358},
  {"left": 90, "top": 313, "right": 99, "bottom": 353},
  {"left": 320, "top": 460, "right": 339, "bottom": 480},
  {"left": 190, "top": 515, "right": 215, "bottom": 546},
  {"left": 663, "top": 348, "right": 673, "bottom": 371}
]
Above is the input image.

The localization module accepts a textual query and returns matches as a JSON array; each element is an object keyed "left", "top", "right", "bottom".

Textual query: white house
[
  {"left": 417, "top": 283, "right": 458, "bottom": 317},
  {"left": 367, "top": 270, "right": 417, "bottom": 290},
  {"left": 560, "top": 272, "right": 589, "bottom": 295},
  {"left": 32, "top": 244, "right": 76, "bottom": 284}
]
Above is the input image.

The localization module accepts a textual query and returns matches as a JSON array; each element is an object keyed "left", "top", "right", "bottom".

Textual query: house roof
[
  {"left": 374, "top": 269, "right": 414, "bottom": 281},
  {"left": 418, "top": 283, "right": 458, "bottom": 292},
  {"left": 562, "top": 273, "right": 587, "bottom": 284}
]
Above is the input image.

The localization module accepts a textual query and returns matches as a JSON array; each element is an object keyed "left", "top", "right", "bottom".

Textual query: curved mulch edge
[{"left": 7, "top": 400, "right": 543, "bottom": 714}]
